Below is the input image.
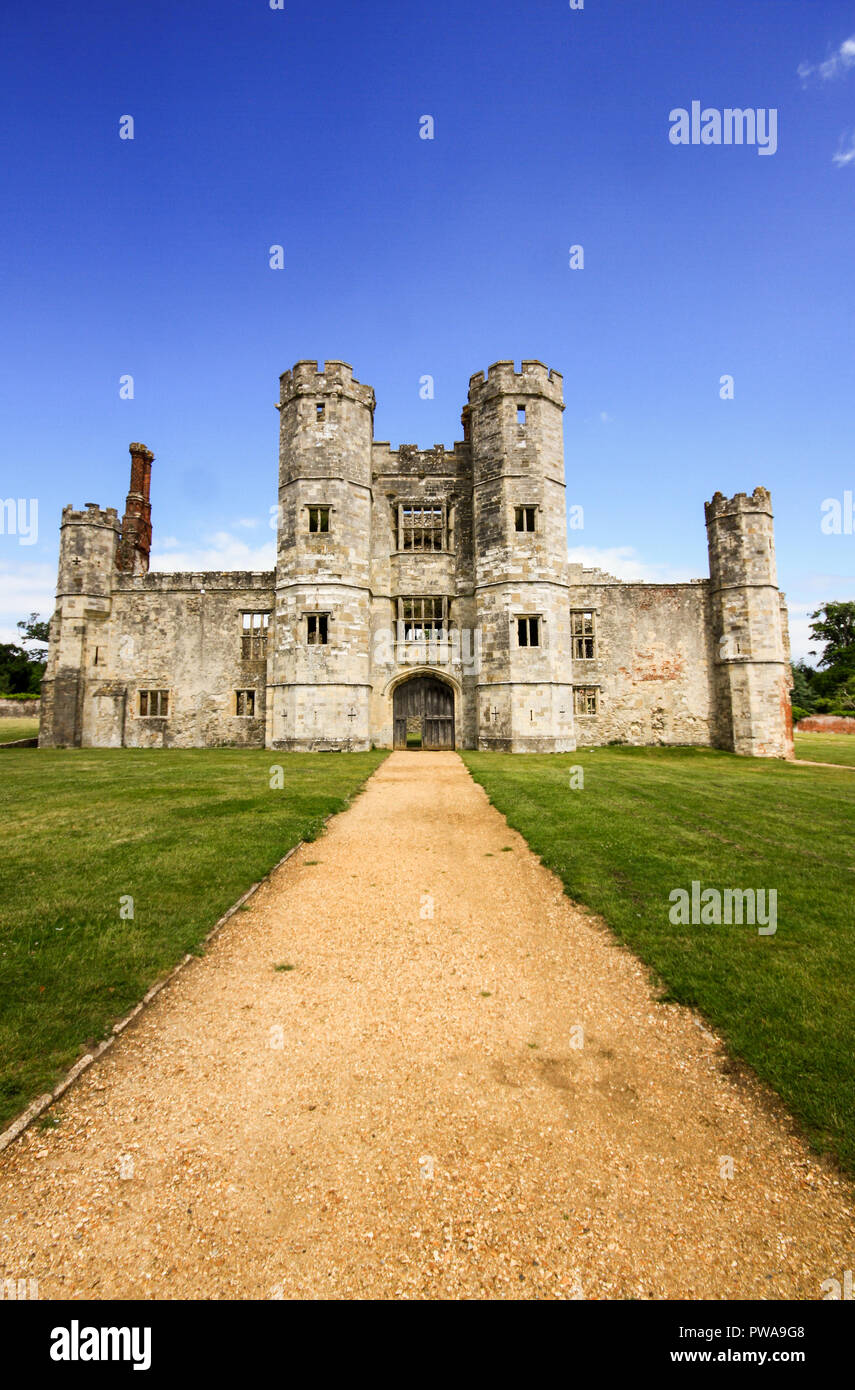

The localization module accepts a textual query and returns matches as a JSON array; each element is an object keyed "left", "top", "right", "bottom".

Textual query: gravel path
[{"left": 1, "top": 751, "right": 852, "bottom": 1300}]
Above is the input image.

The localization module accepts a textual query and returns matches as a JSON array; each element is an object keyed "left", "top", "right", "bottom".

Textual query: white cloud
[
  {"left": 567, "top": 544, "right": 695, "bottom": 584},
  {"left": 150, "top": 530, "right": 275, "bottom": 574},
  {"left": 832, "top": 132, "right": 855, "bottom": 167},
  {"left": 798, "top": 34, "right": 855, "bottom": 83},
  {"left": 0, "top": 560, "right": 56, "bottom": 635}
]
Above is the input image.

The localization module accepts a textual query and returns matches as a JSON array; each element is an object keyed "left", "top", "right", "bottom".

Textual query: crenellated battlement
[
  {"left": 371, "top": 441, "right": 469, "bottom": 477},
  {"left": 61, "top": 504, "right": 120, "bottom": 529},
  {"left": 704, "top": 486, "right": 773, "bottom": 524},
  {"left": 279, "top": 359, "right": 375, "bottom": 410},
  {"left": 468, "top": 359, "right": 564, "bottom": 406}
]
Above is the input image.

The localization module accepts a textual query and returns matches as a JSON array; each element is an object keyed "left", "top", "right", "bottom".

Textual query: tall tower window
[
  {"left": 241, "top": 611, "right": 270, "bottom": 659},
  {"left": 306, "top": 613, "right": 329, "bottom": 645},
  {"left": 517, "top": 616, "right": 541, "bottom": 648},
  {"left": 399, "top": 504, "right": 445, "bottom": 552},
  {"left": 515, "top": 506, "right": 536, "bottom": 532},
  {"left": 315, "top": 403, "right": 326, "bottom": 422},
  {"left": 571, "top": 610, "right": 596, "bottom": 659},
  {"left": 517, "top": 405, "right": 526, "bottom": 424},
  {"left": 308, "top": 506, "right": 330, "bottom": 533}
]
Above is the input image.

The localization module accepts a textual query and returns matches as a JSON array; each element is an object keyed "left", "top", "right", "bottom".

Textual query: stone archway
[{"left": 392, "top": 674, "right": 455, "bottom": 750}]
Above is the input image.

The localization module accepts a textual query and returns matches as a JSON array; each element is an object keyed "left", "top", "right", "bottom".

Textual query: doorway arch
[{"left": 393, "top": 674, "right": 455, "bottom": 749}]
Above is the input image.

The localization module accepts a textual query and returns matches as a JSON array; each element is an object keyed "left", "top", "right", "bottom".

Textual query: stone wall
[
  {"left": 796, "top": 714, "right": 855, "bottom": 734},
  {"left": 566, "top": 572, "right": 717, "bottom": 747},
  {"left": 0, "top": 698, "right": 41, "bottom": 717}
]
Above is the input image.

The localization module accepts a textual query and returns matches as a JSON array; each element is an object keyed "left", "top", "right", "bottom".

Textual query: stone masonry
[{"left": 39, "top": 361, "right": 794, "bottom": 758}]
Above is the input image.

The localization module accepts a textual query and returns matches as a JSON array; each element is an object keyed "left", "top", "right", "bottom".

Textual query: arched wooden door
[{"left": 393, "top": 676, "right": 455, "bottom": 749}]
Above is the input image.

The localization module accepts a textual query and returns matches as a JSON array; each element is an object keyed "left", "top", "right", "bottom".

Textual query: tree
[
  {"left": 16, "top": 612, "right": 49, "bottom": 660},
  {"left": 809, "top": 601, "right": 855, "bottom": 671},
  {"left": 0, "top": 612, "right": 49, "bottom": 695}
]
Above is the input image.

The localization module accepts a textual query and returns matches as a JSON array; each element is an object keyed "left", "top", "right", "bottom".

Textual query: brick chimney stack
[{"left": 116, "top": 442, "right": 154, "bottom": 573}]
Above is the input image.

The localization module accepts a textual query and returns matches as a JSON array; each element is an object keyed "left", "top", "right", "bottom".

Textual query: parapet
[
  {"left": 704, "top": 487, "right": 773, "bottom": 524},
  {"left": 468, "top": 359, "right": 564, "bottom": 408},
  {"left": 61, "top": 504, "right": 120, "bottom": 529},
  {"left": 279, "top": 360, "right": 376, "bottom": 411}
]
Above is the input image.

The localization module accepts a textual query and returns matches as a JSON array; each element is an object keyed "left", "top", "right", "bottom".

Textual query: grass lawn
[
  {"left": 795, "top": 731, "right": 855, "bottom": 768},
  {"left": 0, "top": 747, "right": 387, "bottom": 1130},
  {"left": 0, "top": 718, "right": 40, "bottom": 743},
  {"left": 462, "top": 746, "right": 855, "bottom": 1175}
]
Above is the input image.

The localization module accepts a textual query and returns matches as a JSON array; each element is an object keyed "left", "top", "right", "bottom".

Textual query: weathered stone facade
[{"left": 40, "top": 360, "right": 794, "bottom": 757}]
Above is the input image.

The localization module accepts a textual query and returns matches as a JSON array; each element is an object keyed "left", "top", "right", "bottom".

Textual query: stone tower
[
  {"left": 468, "top": 361, "right": 576, "bottom": 751},
  {"left": 268, "top": 360, "right": 375, "bottom": 749},
  {"left": 705, "top": 487, "right": 793, "bottom": 758},
  {"left": 39, "top": 501, "right": 121, "bottom": 747}
]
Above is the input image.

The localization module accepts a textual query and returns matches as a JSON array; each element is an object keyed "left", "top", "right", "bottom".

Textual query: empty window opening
[
  {"left": 315, "top": 402, "right": 325, "bottom": 422},
  {"left": 308, "top": 506, "right": 330, "bottom": 533},
  {"left": 306, "top": 613, "right": 329, "bottom": 645},
  {"left": 517, "top": 405, "right": 526, "bottom": 424},
  {"left": 517, "top": 616, "right": 541, "bottom": 648},
  {"left": 397, "top": 595, "right": 448, "bottom": 641},
  {"left": 399, "top": 504, "right": 445, "bottom": 552},
  {"left": 571, "top": 610, "right": 596, "bottom": 660},
  {"left": 235, "top": 689, "right": 256, "bottom": 716},
  {"left": 515, "top": 506, "right": 536, "bottom": 533},
  {"left": 574, "top": 686, "right": 599, "bottom": 716},
  {"left": 241, "top": 611, "right": 270, "bottom": 660},
  {"left": 139, "top": 689, "right": 169, "bottom": 717}
]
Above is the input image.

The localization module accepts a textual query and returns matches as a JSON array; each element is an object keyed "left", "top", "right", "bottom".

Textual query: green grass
[
  {"left": 0, "top": 747, "right": 386, "bottom": 1129},
  {"left": 0, "top": 718, "right": 40, "bottom": 743},
  {"left": 795, "top": 731, "right": 855, "bottom": 768},
  {"left": 462, "top": 746, "right": 855, "bottom": 1174}
]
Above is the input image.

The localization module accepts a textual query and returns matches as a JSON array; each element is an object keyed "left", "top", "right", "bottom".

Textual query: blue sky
[{"left": 1, "top": 0, "right": 853, "bottom": 661}]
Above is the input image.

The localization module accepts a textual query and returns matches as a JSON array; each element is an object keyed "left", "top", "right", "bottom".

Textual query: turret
[
  {"left": 40, "top": 502, "right": 121, "bottom": 747},
  {"left": 468, "top": 361, "right": 575, "bottom": 752},
  {"left": 705, "top": 487, "right": 793, "bottom": 758},
  {"left": 268, "top": 361, "right": 375, "bottom": 749}
]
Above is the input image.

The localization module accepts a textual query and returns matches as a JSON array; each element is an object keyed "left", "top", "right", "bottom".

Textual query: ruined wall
[
  {"left": 705, "top": 488, "right": 794, "bottom": 759},
  {"left": 566, "top": 569, "right": 717, "bottom": 747}
]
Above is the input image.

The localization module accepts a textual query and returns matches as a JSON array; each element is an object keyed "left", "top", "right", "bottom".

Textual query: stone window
[
  {"left": 574, "top": 686, "right": 599, "bottom": 716},
  {"left": 517, "top": 405, "right": 526, "bottom": 424},
  {"left": 515, "top": 506, "right": 536, "bottom": 533},
  {"left": 517, "top": 616, "right": 541, "bottom": 648},
  {"left": 235, "top": 689, "right": 256, "bottom": 716},
  {"left": 571, "top": 610, "right": 596, "bottom": 659},
  {"left": 241, "top": 611, "right": 269, "bottom": 659},
  {"left": 308, "top": 506, "right": 330, "bottom": 533},
  {"left": 306, "top": 613, "right": 329, "bottom": 645},
  {"left": 397, "top": 595, "right": 448, "bottom": 641},
  {"left": 139, "top": 689, "right": 168, "bottom": 717},
  {"left": 399, "top": 504, "right": 444, "bottom": 552},
  {"left": 315, "top": 403, "right": 325, "bottom": 422}
]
